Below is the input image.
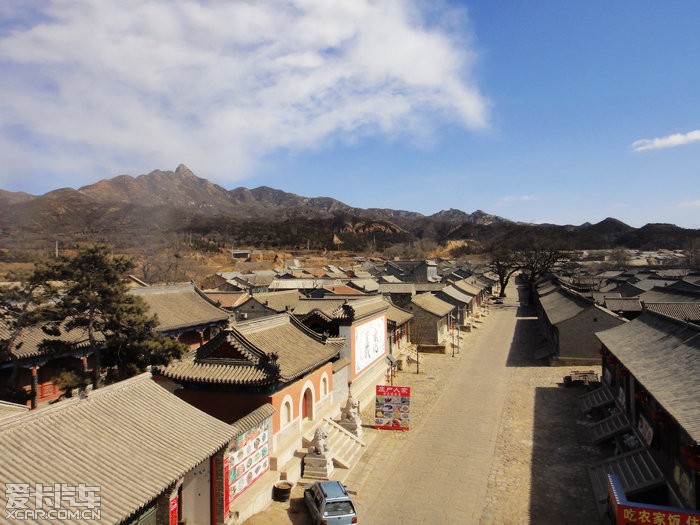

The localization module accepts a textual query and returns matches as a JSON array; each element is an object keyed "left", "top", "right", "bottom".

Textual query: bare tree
[
  {"left": 516, "top": 242, "right": 568, "bottom": 300},
  {"left": 685, "top": 237, "right": 700, "bottom": 270},
  {"left": 486, "top": 244, "right": 520, "bottom": 298},
  {"left": 608, "top": 248, "right": 630, "bottom": 270}
]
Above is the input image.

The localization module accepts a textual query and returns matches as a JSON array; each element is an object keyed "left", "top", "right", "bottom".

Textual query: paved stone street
[{"left": 244, "top": 281, "right": 603, "bottom": 524}]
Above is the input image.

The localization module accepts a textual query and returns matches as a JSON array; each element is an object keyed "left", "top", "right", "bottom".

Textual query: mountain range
[{"left": 1, "top": 164, "right": 697, "bottom": 255}]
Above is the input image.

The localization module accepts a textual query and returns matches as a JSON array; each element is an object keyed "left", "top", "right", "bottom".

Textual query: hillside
[{"left": 1, "top": 165, "right": 698, "bottom": 257}]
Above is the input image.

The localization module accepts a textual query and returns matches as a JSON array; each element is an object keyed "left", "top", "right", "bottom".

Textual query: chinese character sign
[
  {"left": 354, "top": 316, "right": 386, "bottom": 374},
  {"left": 375, "top": 385, "right": 410, "bottom": 430},
  {"left": 607, "top": 473, "right": 700, "bottom": 525}
]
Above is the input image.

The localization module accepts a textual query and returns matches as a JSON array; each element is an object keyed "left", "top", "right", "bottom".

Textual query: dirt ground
[{"left": 244, "top": 305, "right": 604, "bottom": 524}]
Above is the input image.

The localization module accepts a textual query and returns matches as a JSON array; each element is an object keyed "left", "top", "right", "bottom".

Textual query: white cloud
[
  {"left": 679, "top": 199, "right": 700, "bottom": 208},
  {"left": 632, "top": 130, "right": 700, "bottom": 152},
  {"left": 0, "top": 0, "right": 488, "bottom": 190}
]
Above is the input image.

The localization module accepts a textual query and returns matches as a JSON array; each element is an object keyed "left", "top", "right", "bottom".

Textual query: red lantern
[
  {"left": 651, "top": 409, "right": 667, "bottom": 422},
  {"left": 688, "top": 455, "right": 700, "bottom": 471}
]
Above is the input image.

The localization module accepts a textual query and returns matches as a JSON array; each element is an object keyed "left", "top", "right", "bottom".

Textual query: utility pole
[{"left": 457, "top": 307, "right": 461, "bottom": 355}]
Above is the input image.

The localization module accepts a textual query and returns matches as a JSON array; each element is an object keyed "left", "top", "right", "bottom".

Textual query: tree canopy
[
  {"left": 0, "top": 263, "right": 61, "bottom": 403},
  {"left": 487, "top": 239, "right": 567, "bottom": 297},
  {"left": 3, "top": 245, "right": 186, "bottom": 397}
]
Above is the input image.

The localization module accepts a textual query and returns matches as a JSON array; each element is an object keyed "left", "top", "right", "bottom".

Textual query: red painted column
[
  {"left": 30, "top": 365, "right": 38, "bottom": 409},
  {"left": 210, "top": 455, "right": 217, "bottom": 524}
]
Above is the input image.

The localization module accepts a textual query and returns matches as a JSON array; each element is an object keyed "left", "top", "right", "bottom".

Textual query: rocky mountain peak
[{"left": 175, "top": 164, "right": 196, "bottom": 178}]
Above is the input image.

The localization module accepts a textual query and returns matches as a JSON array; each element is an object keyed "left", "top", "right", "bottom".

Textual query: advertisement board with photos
[
  {"left": 375, "top": 385, "right": 410, "bottom": 430},
  {"left": 224, "top": 418, "right": 271, "bottom": 509}
]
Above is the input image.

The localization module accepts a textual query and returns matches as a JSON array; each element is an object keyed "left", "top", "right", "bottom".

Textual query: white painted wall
[{"left": 181, "top": 458, "right": 210, "bottom": 525}]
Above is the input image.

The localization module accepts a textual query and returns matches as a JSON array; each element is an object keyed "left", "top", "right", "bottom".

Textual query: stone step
[{"left": 301, "top": 418, "right": 366, "bottom": 470}]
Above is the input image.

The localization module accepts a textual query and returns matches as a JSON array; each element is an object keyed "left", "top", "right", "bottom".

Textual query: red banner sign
[
  {"left": 375, "top": 385, "right": 410, "bottom": 430},
  {"left": 607, "top": 473, "right": 700, "bottom": 525},
  {"left": 223, "top": 454, "right": 230, "bottom": 514},
  {"left": 169, "top": 494, "right": 178, "bottom": 525}
]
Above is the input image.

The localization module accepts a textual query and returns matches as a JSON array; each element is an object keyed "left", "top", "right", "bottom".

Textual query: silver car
[{"left": 304, "top": 481, "right": 358, "bottom": 524}]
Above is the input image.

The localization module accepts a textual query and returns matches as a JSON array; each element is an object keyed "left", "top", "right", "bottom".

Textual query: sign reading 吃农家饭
[{"left": 375, "top": 385, "right": 410, "bottom": 430}]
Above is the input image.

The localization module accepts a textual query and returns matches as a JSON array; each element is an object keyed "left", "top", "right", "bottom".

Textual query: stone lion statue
[
  {"left": 311, "top": 426, "right": 329, "bottom": 457},
  {"left": 342, "top": 396, "right": 361, "bottom": 423}
]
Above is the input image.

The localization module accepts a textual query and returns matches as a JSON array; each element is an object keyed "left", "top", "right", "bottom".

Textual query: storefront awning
[
  {"left": 579, "top": 385, "right": 615, "bottom": 414},
  {"left": 586, "top": 412, "right": 633, "bottom": 444},
  {"left": 588, "top": 448, "right": 666, "bottom": 516}
]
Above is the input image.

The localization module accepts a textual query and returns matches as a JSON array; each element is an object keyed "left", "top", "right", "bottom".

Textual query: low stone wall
[{"left": 417, "top": 344, "right": 447, "bottom": 354}]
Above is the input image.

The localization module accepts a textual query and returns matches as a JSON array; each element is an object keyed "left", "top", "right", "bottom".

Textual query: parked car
[
  {"left": 493, "top": 297, "right": 504, "bottom": 304},
  {"left": 304, "top": 480, "right": 358, "bottom": 524}
]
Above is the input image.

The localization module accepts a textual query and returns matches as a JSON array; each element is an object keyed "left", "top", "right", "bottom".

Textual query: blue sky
[{"left": 1, "top": 1, "right": 699, "bottom": 228}]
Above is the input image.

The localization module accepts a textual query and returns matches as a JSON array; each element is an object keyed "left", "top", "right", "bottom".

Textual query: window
[
  {"left": 321, "top": 377, "right": 328, "bottom": 397},
  {"left": 324, "top": 501, "right": 356, "bottom": 516},
  {"left": 283, "top": 400, "right": 292, "bottom": 424}
]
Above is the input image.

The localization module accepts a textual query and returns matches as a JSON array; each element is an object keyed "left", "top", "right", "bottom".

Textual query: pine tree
[
  {"left": 44, "top": 244, "right": 185, "bottom": 386},
  {"left": 0, "top": 263, "right": 60, "bottom": 403}
]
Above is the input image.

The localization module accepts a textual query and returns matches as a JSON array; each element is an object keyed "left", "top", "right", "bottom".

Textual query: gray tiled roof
[
  {"left": 250, "top": 290, "right": 302, "bottom": 312},
  {"left": 268, "top": 278, "right": 342, "bottom": 290},
  {"left": 596, "top": 311, "right": 700, "bottom": 443},
  {"left": 604, "top": 297, "right": 642, "bottom": 312},
  {"left": 293, "top": 296, "right": 389, "bottom": 322},
  {"left": 539, "top": 289, "right": 591, "bottom": 325},
  {"left": 0, "top": 319, "right": 105, "bottom": 361},
  {"left": 592, "top": 291, "right": 621, "bottom": 304},
  {"left": 385, "top": 303, "right": 413, "bottom": 326},
  {"left": 597, "top": 271, "right": 625, "bottom": 279},
  {"left": 236, "top": 315, "right": 344, "bottom": 379},
  {"left": 157, "top": 314, "right": 344, "bottom": 384},
  {"left": 203, "top": 291, "right": 249, "bottom": 308},
  {"left": 640, "top": 287, "right": 700, "bottom": 304},
  {"left": 0, "top": 374, "right": 263, "bottom": 524},
  {"left": 348, "top": 278, "right": 380, "bottom": 292},
  {"left": 634, "top": 279, "right": 679, "bottom": 291},
  {"left": 438, "top": 286, "right": 475, "bottom": 305},
  {"left": 129, "top": 284, "right": 230, "bottom": 332},
  {"left": 452, "top": 279, "right": 481, "bottom": 296},
  {"left": 413, "top": 283, "right": 445, "bottom": 292},
  {"left": 235, "top": 271, "right": 276, "bottom": 287},
  {"left": 470, "top": 273, "right": 496, "bottom": 287},
  {"left": 644, "top": 302, "right": 700, "bottom": 323},
  {"left": 537, "top": 282, "right": 559, "bottom": 296},
  {"left": 293, "top": 298, "right": 345, "bottom": 317},
  {"left": 411, "top": 293, "right": 454, "bottom": 317},
  {"left": 378, "top": 283, "right": 415, "bottom": 294},
  {"left": 0, "top": 400, "right": 28, "bottom": 422},
  {"left": 157, "top": 345, "right": 270, "bottom": 385},
  {"left": 331, "top": 296, "right": 389, "bottom": 321},
  {"left": 667, "top": 279, "right": 700, "bottom": 293}
]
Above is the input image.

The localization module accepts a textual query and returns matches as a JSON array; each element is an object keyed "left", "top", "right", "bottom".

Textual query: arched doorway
[{"left": 301, "top": 388, "right": 313, "bottom": 420}]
